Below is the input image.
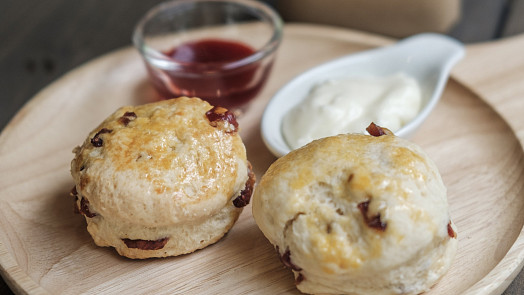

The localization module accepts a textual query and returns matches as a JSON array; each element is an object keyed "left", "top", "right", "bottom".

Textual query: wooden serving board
[{"left": 1, "top": 24, "right": 524, "bottom": 295}]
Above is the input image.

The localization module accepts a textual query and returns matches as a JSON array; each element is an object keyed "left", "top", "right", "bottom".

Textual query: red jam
[{"left": 146, "top": 38, "right": 273, "bottom": 109}]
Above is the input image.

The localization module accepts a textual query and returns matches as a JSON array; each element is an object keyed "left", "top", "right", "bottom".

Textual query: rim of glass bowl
[{"left": 132, "top": 0, "right": 283, "bottom": 71}]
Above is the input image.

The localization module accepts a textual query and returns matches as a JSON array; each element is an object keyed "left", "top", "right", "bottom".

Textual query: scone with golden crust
[
  {"left": 71, "top": 97, "right": 255, "bottom": 259},
  {"left": 252, "top": 129, "right": 457, "bottom": 295}
]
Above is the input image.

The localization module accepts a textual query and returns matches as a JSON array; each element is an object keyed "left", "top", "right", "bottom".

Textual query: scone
[
  {"left": 252, "top": 123, "right": 457, "bottom": 295},
  {"left": 70, "top": 97, "right": 255, "bottom": 259}
]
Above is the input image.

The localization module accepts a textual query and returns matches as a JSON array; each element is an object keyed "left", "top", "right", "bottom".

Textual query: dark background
[{"left": 1, "top": 0, "right": 524, "bottom": 294}]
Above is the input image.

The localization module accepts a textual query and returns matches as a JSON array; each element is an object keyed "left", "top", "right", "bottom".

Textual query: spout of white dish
[
  {"left": 397, "top": 33, "right": 465, "bottom": 68},
  {"left": 394, "top": 33, "right": 465, "bottom": 138}
]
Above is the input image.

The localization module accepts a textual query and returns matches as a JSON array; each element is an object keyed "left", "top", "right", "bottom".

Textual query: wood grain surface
[
  {"left": 1, "top": 24, "right": 524, "bottom": 294},
  {"left": 450, "top": 33, "right": 524, "bottom": 294}
]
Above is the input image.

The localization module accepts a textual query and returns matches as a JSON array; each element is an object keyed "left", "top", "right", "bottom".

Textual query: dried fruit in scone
[
  {"left": 252, "top": 123, "right": 457, "bottom": 295},
  {"left": 70, "top": 97, "right": 255, "bottom": 259}
]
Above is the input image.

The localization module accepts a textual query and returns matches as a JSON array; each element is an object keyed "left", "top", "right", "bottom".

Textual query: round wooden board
[{"left": 1, "top": 24, "right": 523, "bottom": 295}]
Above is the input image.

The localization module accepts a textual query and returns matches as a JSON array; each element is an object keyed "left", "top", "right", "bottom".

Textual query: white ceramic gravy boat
[{"left": 261, "top": 33, "right": 465, "bottom": 157}]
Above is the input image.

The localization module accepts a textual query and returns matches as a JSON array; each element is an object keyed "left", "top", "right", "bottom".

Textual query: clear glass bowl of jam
[{"left": 133, "top": 0, "right": 283, "bottom": 111}]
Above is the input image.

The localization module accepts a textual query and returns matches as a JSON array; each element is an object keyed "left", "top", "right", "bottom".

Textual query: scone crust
[
  {"left": 71, "top": 97, "right": 250, "bottom": 258},
  {"left": 252, "top": 134, "right": 457, "bottom": 295}
]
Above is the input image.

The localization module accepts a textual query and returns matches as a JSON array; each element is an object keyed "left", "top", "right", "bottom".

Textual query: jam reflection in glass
[{"left": 146, "top": 38, "right": 274, "bottom": 110}]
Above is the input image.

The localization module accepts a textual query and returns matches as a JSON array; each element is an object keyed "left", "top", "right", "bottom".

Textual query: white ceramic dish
[{"left": 261, "top": 33, "right": 465, "bottom": 157}]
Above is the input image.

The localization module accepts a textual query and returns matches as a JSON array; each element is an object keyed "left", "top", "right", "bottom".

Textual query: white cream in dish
[{"left": 282, "top": 73, "right": 422, "bottom": 150}]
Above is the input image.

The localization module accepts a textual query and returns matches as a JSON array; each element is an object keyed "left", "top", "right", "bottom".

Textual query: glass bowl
[{"left": 133, "top": 0, "right": 283, "bottom": 111}]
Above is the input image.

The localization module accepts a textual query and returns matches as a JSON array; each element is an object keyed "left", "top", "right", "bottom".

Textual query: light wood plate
[{"left": 1, "top": 24, "right": 524, "bottom": 295}]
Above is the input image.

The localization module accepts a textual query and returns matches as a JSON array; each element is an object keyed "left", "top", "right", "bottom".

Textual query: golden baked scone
[
  {"left": 252, "top": 124, "right": 457, "bottom": 295},
  {"left": 70, "top": 97, "right": 255, "bottom": 259}
]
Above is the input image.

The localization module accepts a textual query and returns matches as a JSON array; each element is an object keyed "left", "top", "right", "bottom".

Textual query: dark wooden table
[{"left": 1, "top": 0, "right": 523, "bottom": 294}]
